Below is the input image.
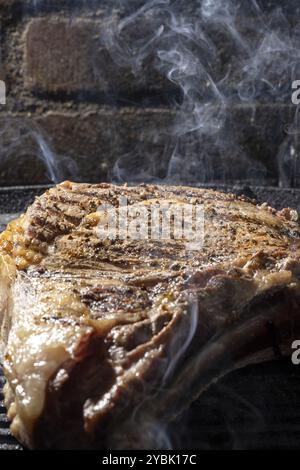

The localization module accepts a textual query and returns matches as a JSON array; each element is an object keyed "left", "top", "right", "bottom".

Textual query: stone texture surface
[
  {"left": 36, "top": 107, "right": 175, "bottom": 183},
  {"left": 0, "top": 0, "right": 15, "bottom": 6},
  {"left": 24, "top": 18, "right": 105, "bottom": 94},
  {"left": 0, "top": 1, "right": 298, "bottom": 187},
  {"left": 0, "top": 108, "right": 175, "bottom": 185},
  {"left": 24, "top": 17, "right": 169, "bottom": 96},
  {"left": 0, "top": 104, "right": 297, "bottom": 186}
]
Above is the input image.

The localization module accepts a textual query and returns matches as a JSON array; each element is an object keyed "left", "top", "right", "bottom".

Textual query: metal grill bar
[{"left": 0, "top": 369, "right": 22, "bottom": 450}]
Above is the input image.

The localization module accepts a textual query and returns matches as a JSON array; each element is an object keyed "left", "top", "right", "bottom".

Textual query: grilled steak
[{"left": 0, "top": 182, "right": 300, "bottom": 449}]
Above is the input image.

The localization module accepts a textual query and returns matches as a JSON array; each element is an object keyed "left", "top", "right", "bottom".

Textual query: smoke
[
  {"left": 109, "top": 415, "right": 173, "bottom": 450},
  {"left": 0, "top": 118, "right": 77, "bottom": 185},
  {"left": 95, "top": 0, "right": 300, "bottom": 449},
  {"left": 162, "top": 299, "right": 199, "bottom": 385},
  {"left": 1, "top": 1, "right": 299, "bottom": 186},
  {"left": 99, "top": 0, "right": 300, "bottom": 186}
]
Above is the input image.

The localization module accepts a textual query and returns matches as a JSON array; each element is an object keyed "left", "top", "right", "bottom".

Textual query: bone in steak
[{"left": 0, "top": 182, "right": 300, "bottom": 449}]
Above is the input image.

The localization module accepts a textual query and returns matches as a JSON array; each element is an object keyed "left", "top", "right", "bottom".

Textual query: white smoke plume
[
  {"left": 97, "top": 0, "right": 299, "bottom": 449},
  {"left": 0, "top": 118, "right": 77, "bottom": 184},
  {"left": 100, "top": 0, "right": 300, "bottom": 186}
]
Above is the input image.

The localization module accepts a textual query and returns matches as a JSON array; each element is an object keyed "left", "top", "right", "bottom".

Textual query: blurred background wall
[{"left": 0, "top": 0, "right": 300, "bottom": 187}]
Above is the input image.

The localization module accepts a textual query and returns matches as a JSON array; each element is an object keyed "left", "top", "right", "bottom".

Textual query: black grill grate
[{"left": 0, "top": 368, "right": 22, "bottom": 450}]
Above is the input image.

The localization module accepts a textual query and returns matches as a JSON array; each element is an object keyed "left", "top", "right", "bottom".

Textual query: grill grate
[
  {"left": 0, "top": 368, "right": 23, "bottom": 450},
  {"left": 1, "top": 362, "right": 300, "bottom": 450}
]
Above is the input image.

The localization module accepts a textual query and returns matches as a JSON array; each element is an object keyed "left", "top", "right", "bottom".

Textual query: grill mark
[
  {"left": 26, "top": 184, "right": 287, "bottom": 254},
  {"left": 65, "top": 184, "right": 251, "bottom": 206},
  {"left": 29, "top": 217, "right": 74, "bottom": 240},
  {"left": 54, "top": 192, "right": 100, "bottom": 208},
  {"left": 41, "top": 203, "right": 82, "bottom": 226},
  {"left": 52, "top": 182, "right": 253, "bottom": 208},
  {"left": 4, "top": 182, "right": 300, "bottom": 451}
]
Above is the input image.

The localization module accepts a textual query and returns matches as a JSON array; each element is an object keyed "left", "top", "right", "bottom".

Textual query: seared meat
[{"left": 0, "top": 181, "right": 300, "bottom": 449}]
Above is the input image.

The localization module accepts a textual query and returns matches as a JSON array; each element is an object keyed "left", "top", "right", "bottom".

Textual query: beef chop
[{"left": 0, "top": 182, "right": 300, "bottom": 449}]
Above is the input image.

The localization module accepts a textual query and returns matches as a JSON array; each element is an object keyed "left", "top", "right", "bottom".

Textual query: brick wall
[{"left": 0, "top": 0, "right": 299, "bottom": 186}]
